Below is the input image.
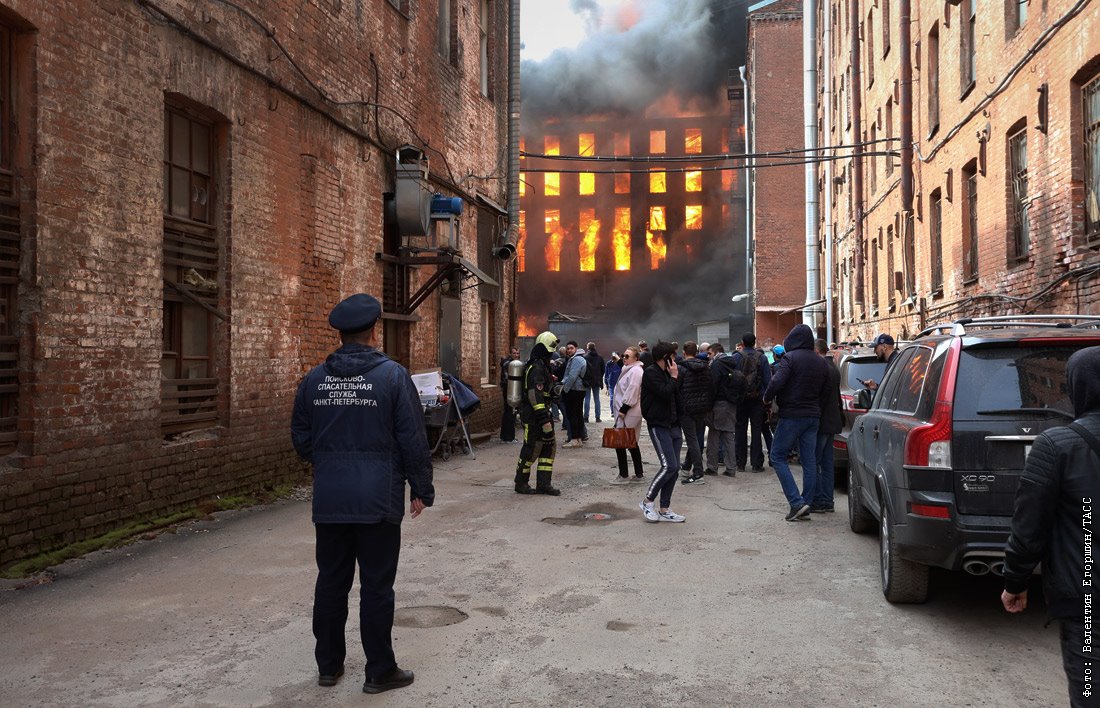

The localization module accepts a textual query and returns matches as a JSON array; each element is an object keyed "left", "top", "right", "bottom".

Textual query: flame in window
[
  {"left": 519, "top": 172, "right": 526, "bottom": 197},
  {"left": 646, "top": 230, "right": 667, "bottom": 270},
  {"left": 649, "top": 206, "right": 666, "bottom": 231},
  {"left": 579, "top": 209, "right": 599, "bottom": 272},
  {"left": 649, "top": 130, "right": 665, "bottom": 154},
  {"left": 685, "top": 128, "right": 702, "bottom": 154},
  {"left": 518, "top": 316, "right": 539, "bottom": 337},
  {"left": 545, "top": 172, "right": 560, "bottom": 196},
  {"left": 613, "top": 207, "right": 631, "bottom": 271},
  {"left": 686, "top": 205, "right": 703, "bottom": 230},
  {"left": 614, "top": 173, "right": 630, "bottom": 194},
  {"left": 517, "top": 210, "right": 526, "bottom": 272},
  {"left": 650, "top": 169, "right": 666, "bottom": 193},
  {"left": 722, "top": 169, "right": 735, "bottom": 192},
  {"left": 545, "top": 210, "right": 563, "bottom": 271},
  {"left": 613, "top": 132, "right": 630, "bottom": 156},
  {"left": 579, "top": 172, "right": 595, "bottom": 195},
  {"left": 545, "top": 136, "right": 560, "bottom": 155},
  {"left": 579, "top": 133, "right": 595, "bottom": 195},
  {"left": 685, "top": 170, "right": 702, "bottom": 192}
]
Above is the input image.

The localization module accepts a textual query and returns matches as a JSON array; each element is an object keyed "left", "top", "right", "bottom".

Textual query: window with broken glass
[{"left": 1008, "top": 128, "right": 1030, "bottom": 260}]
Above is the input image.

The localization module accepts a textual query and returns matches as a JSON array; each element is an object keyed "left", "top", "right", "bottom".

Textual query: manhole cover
[{"left": 393, "top": 605, "right": 469, "bottom": 628}]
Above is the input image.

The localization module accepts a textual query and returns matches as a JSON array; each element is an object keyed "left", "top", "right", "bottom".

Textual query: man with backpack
[
  {"left": 704, "top": 343, "right": 745, "bottom": 477},
  {"left": 730, "top": 333, "right": 771, "bottom": 474},
  {"left": 678, "top": 341, "right": 714, "bottom": 485},
  {"left": 1002, "top": 346, "right": 1100, "bottom": 707}
]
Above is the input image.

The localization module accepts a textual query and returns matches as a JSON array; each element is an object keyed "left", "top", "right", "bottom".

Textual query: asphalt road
[{"left": 0, "top": 416, "right": 1065, "bottom": 707}]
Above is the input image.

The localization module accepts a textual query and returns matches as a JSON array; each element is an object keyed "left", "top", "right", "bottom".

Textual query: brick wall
[
  {"left": 823, "top": 0, "right": 1100, "bottom": 343},
  {"left": 0, "top": 0, "right": 515, "bottom": 567},
  {"left": 748, "top": 6, "right": 806, "bottom": 342}
]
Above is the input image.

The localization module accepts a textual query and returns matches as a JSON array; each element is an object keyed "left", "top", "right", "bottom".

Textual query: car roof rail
[{"left": 919, "top": 315, "right": 1100, "bottom": 337}]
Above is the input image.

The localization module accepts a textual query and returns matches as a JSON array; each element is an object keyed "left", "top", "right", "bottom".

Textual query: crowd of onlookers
[{"left": 500, "top": 324, "right": 847, "bottom": 523}]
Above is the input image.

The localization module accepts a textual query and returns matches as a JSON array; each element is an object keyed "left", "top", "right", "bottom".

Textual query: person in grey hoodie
[
  {"left": 762, "top": 324, "right": 828, "bottom": 521},
  {"left": 1002, "top": 346, "right": 1100, "bottom": 708}
]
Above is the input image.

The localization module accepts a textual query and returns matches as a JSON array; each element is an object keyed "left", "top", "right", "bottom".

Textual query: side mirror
[{"left": 855, "top": 388, "right": 874, "bottom": 410}]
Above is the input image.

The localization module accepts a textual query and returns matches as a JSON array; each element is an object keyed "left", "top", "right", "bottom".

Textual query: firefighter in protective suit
[{"left": 515, "top": 331, "right": 561, "bottom": 495}]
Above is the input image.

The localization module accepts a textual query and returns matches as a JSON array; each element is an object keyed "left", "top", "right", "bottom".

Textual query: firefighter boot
[
  {"left": 535, "top": 469, "right": 561, "bottom": 496},
  {"left": 514, "top": 470, "right": 536, "bottom": 495}
]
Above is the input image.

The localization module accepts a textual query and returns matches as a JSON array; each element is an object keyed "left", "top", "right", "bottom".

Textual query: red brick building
[
  {"left": 746, "top": 1, "right": 806, "bottom": 345},
  {"left": 821, "top": 0, "right": 1100, "bottom": 342},
  {"left": 0, "top": 0, "right": 516, "bottom": 567}
]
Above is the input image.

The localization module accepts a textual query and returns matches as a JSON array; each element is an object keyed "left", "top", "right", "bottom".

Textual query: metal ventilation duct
[{"left": 395, "top": 145, "right": 430, "bottom": 237}]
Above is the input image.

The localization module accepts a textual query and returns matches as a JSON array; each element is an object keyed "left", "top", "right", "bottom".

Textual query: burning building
[{"left": 517, "top": 0, "right": 757, "bottom": 353}]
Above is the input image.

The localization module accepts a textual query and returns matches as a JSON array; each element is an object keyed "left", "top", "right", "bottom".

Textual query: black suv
[
  {"left": 829, "top": 346, "right": 891, "bottom": 479},
  {"left": 846, "top": 315, "right": 1100, "bottom": 603}
]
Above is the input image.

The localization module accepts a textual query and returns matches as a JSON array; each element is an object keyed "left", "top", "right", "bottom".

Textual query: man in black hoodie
[
  {"left": 1002, "top": 346, "right": 1100, "bottom": 707},
  {"left": 677, "top": 341, "right": 714, "bottom": 485},
  {"left": 762, "top": 324, "right": 828, "bottom": 521}
]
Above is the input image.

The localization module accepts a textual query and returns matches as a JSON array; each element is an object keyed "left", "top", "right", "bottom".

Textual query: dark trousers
[
  {"left": 1061, "top": 618, "right": 1097, "bottom": 707},
  {"left": 563, "top": 389, "right": 587, "bottom": 441},
  {"left": 499, "top": 389, "right": 515, "bottom": 441},
  {"left": 616, "top": 443, "right": 644, "bottom": 477},
  {"left": 679, "top": 413, "right": 706, "bottom": 475},
  {"left": 313, "top": 522, "right": 401, "bottom": 680},
  {"left": 646, "top": 425, "right": 682, "bottom": 508},
  {"left": 735, "top": 397, "right": 766, "bottom": 470}
]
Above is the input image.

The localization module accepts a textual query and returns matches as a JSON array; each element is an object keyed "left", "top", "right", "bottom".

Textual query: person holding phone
[{"left": 639, "top": 341, "right": 686, "bottom": 523}]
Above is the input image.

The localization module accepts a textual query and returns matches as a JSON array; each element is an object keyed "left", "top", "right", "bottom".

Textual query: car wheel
[
  {"left": 847, "top": 465, "right": 875, "bottom": 534},
  {"left": 879, "top": 501, "right": 930, "bottom": 603}
]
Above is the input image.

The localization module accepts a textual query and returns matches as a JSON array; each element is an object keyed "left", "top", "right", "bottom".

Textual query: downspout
[
  {"left": 739, "top": 65, "right": 752, "bottom": 330},
  {"left": 494, "top": 0, "right": 520, "bottom": 260},
  {"left": 900, "top": 0, "right": 916, "bottom": 320},
  {"left": 851, "top": 0, "right": 864, "bottom": 309},
  {"left": 802, "top": 0, "right": 819, "bottom": 329},
  {"left": 822, "top": 1, "right": 833, "bottom": 342}
]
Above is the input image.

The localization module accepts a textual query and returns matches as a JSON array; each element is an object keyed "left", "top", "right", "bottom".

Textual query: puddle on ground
[
  {"left": 394, "top": 605, "right": 469, "bottom": 628},
  {"left": 541, "top": 503, "right": 635, "bottom": 526}
]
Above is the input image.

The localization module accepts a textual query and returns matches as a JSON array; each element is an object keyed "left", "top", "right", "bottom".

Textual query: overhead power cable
[
  {"left": 520, "top": 150, "right": 898, "bottom": 174},
  {"left": 522, "top": 137, "right": 898, "bottom": 164}
]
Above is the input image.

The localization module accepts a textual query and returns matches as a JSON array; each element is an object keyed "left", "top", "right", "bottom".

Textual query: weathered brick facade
[
  {"left": 0, "top": 0, "right": 516, "bottom": 567},
  {"left": 747, "top": 2, "right": 805, "bottom": 346},
  {"left": 822, "top": 0, "right": 1100, "bottom": 342}
]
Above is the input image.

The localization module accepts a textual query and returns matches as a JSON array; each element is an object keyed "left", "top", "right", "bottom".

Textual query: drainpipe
[
  {"left": 494, "top": 0, "right": 520, "bottom": 260},
  {"left": 822, "top": 1, "right": 833, "bottom": 343},
  {"left": 850, "top": 0, "right": 864, "bottom": 308},
  {"left": 802, "top": 0, "right": 819, "bottom": 330},
  {"left": 739, "top": 65, "right": 752, "bottom": 330},
  {"left": 900, "top": 0, "right": 914, "bottom": 310}
]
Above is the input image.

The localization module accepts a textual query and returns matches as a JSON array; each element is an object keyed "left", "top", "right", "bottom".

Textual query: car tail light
[
  {"left": 841, "top": 393, "right": 857, "bottom": 411},
  {"left": 910, "top": 503, "right": 951, "bottom": 519},
  {"left": 833, "top": 439, "right": 847, "bottom": 451},
  {"left": 904, "top": 340, "right": 959, "bottom": 469}
]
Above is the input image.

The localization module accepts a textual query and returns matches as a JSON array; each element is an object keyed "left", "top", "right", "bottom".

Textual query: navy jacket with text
[{"left": 292, "top": 344, "right": 435, "bottom": 524}]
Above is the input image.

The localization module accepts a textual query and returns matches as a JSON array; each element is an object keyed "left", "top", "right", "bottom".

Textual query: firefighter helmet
[{"left": 533, "top": 331, "right": 559, "bottom": 357}]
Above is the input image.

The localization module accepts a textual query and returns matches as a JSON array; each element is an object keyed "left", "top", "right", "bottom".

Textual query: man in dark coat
[
  {"left": 583, "top": 342, "right": 606, "bottom": 422},
  {"left": 731, "top": 332, "right": 772, "bottom": 473},
  {"left": 1002, "top": 346, "right": 1100, "bottom": 707},
  {"left": 677, "top": 341, "right": 713, "bottom": 485},
  {"left": 639, "top": 341, "right": 685, "bottom": 522},
  {"left": 811, "top": 338, "right": 843, "bottom": 512},
  {"left": 292, "top": 293, "right": 434, "bottom": 694},
  {"left": 762, "top": 323, "right": 828, "bottom": 521}
]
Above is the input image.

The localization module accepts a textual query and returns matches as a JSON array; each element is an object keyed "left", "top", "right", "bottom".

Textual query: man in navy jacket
[
  {"left": 762, "top": 323, "right": 828, "bottom": 521},
  {"left": 292, "top": 293, "right": 435, "bottom": 695}
]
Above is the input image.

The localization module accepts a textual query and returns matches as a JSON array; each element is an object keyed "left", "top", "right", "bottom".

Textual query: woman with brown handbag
[{"left": 611, "top": 347, "right": 645, "bottom": 482}]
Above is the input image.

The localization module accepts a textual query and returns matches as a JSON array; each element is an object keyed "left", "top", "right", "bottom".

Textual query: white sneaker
[
  {"left": 658, "top": 510, "right": 686, "bottom": 523},
  {"left": 639, "top": 501, "right": 660, "bottom": 523}
]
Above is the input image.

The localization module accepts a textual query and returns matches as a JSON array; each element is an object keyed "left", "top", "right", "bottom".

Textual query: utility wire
[
  {"left": 523, "top": 137, "right": 898, "bottom": 164},
  {"left": 520, "top": 150, "right": 898, "bottom": 174}
]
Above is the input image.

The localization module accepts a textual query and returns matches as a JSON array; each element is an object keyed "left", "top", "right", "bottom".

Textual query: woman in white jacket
[{"left": 612, "top": 347, "right": 645, "bottom": 480}]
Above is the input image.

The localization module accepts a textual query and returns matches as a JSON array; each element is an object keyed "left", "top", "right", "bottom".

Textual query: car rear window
[
  {"left": 952, "top": 345, "right": 1079, "bottom": 419},
  {"left": 843, "top": 360, "right": 888, "bottom": 389}
]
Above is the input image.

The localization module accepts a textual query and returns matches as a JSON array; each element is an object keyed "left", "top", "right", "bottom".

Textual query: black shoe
[
  {"left": 810, "top": 504, "right": 835, "bottom": 513},
  {"left": 722, "top": 469, "right": 736, "bottom": 477},
  {"left": 703, "top": 468, "right": 718, "bottom": 476},
  {"left": 363, "top": 667, "right": 414, "bottom": 694},
  {"left": 515, "top": 485, "right": 537, "bottom": 495},
  {"left": 736, "top": 467, "right": 746, "bottom": 474},
  {"left": 751, "top": 467, "right": 765, "bottom": 473},
  {"left": 682, "top": 474, "right": 706, "bottom": 484},
  {"left": 785, "top": 504, "right": 811, "bottom": 521},
  {"left": 535, "top": 485, "right": 561, "bottom": 496},
  {"left": 318, "top": 666, "right": 344, "bottom": 687}
]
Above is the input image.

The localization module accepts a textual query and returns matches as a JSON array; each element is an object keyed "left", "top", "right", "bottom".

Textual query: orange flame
[
  {"left": 613, "top": 207, "right": 631, "bottom": 271},
  {"left": 650, "top": 169, "right": 666, "bottom": 193},
  {"left": 517, "top": 210, "right": 527, "bottom": 272},
  {"left": 579, "top": 209, "right": 600, "bottom": 272},
  {"left": 646, "top": 231, "right": 667, "bottom": 270},
  {"left": 685, "top": 128, "right": 702, "bottom": 154},
  {"left": 649, "top": 206, "right": 666, "bottom": 231},
  {"left": 685, "top": 205, "right": 703, "bottom": 230},
  {"left": 544, "top": 210, "right": 563, "bottom": 272},
  {"left": 685, "top": 170, "right": 702, "bottom": 192},
  {"left": 614, "top": 173, "right": 630, "bottom": 194},
  {"left": 518, "top": 316, "right": 539, "bottom": 337}
]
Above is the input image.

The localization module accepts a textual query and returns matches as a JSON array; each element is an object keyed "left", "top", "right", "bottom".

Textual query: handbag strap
[{"left": 1069, "top": 422, "right": 1100, "bottom": 460}]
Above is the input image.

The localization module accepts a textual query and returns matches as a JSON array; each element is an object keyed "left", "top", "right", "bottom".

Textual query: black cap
[
  {"left": 873, "top": 333, "right": 895, "bottom": 347},
  {"left": 328, "top": 294, "right": 382, "bottom": 333}
]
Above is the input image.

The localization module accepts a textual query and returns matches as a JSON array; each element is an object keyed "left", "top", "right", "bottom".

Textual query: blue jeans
[
  {"left": 769, "top": 416, "right": 819, "bottom": 509},
  {"left": 584, "top": 387, "right": 602, "bottom": 421},
  {"left": 814, "top": 432, "right": 835, "bottom": 507},
  {"left": 646, "top": 425, "right": 682, "bottom": 509}
]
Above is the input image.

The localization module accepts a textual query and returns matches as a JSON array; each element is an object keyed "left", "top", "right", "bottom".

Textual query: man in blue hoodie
[
  {"left": 292, "top": 293, "right": 435, "bottom": 695},
  {"left": 762, "top": 324, "right": 828, "bottom": 521}
]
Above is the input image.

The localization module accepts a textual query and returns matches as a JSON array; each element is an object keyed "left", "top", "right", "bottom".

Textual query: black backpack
[
  {"left": 740, "top": 350, "right": 762, "bottom": 397},
  {"left": 582, "top": 353, "right": 600, "bottom": 389},
  {"left": 715, "top": 358, "right": 747, "bottom": 405}
]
